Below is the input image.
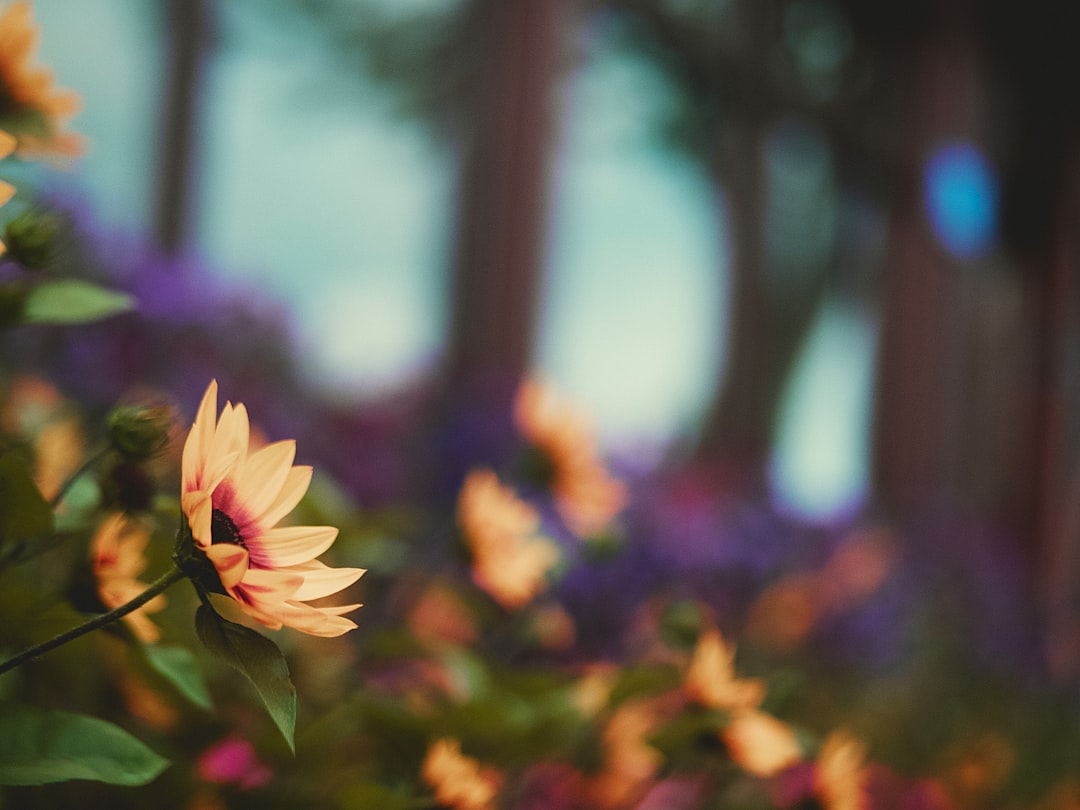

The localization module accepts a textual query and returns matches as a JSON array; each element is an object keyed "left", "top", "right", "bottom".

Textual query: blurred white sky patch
[
  {"left": 538, "top": 45, "right": 725, "bottom": 448},
  {"left": 196, "top": 21, "right": 452, "bottom": 393},
  {"left": 298, "top": 275, "right": 439, "bottom": 399},
  {"left": 770, "top": 299, "right": 875, "bottom": 521},
  {"left": 32, "top": 0, "right": 161, "bottom": 233}
]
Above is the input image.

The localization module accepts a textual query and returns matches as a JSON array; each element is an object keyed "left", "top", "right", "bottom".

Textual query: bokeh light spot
[{"left": 924, "top": 142, "right": 998, "bottom": 260}]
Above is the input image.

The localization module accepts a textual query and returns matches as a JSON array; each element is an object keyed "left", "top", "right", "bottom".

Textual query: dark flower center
[{"left": 211, "top": 509, "right": 245, "bottom": 547}]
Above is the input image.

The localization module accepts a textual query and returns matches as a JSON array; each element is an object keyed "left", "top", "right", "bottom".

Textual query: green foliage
[
  {"left": 0, "top": 452, "right": 52, "bottom": 544},
  {"left": 21, "top": 280, "right": 134, "bottom": 325},
  {"left": 142, "top": 644, "right": 214, "bottom": 712},
  {"left": 609, "top": 662, "right": 681, "bottom": 708},
  {"left": 335, "top": 780, "right": 416, "bottom": 810},
  {"left": 648, "top": 707, "right": 729, "bottom": 765},
  {"left": 0, "top": 702, "right": 169, "bottom": 786},
  {"left": 195, "top": 603, "right": 297, "bottom": 752}
]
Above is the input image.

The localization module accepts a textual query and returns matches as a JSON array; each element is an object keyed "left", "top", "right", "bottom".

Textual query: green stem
[{"left": 0, "top": 564, "right": 186, "bottom": 676}]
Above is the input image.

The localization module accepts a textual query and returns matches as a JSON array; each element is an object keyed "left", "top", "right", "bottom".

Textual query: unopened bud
[
  {"left": 107, "top": 405, "right": 171, "bottom": 460},
  {"left": 3, "top": 210, "right": 62, "bottom": 270}
]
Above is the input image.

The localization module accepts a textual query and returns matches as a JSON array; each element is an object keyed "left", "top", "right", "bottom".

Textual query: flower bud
[
  {"left": 3, "top": 210, "right": 62, "bottom": 270},
  {"left": 107, "top": 405, "right": 171, "bottom": 460}
]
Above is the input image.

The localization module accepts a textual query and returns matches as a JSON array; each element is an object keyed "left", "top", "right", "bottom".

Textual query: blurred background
[
  {"left": 9, "top": 3, "right": 1080, "bottom": 804},
  {"left": 21, "top": 0, "right": 1080, "bottom": 586}
]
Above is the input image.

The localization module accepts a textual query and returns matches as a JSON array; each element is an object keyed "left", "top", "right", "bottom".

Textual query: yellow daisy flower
[
  {"left": 421, "top": 738, "right": 502, "bottom": 810},
  {"left": 181, "top": 380, "right": 364, "bottom": 637},
  {"left": 91, "top": 512, "right": 166, "bottom": 644},
  {"left": 457, "top": 468, "right": 559, "bottom": 610},
  {"left": 0, "top": 1, "right": 83, "bottom": 158}
]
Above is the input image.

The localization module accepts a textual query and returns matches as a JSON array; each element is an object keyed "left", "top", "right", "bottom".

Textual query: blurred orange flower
[
  {"left": 683, "top": 626, "right": 765, "bottom": 711},
  {"left": 745, "top": 573, "right": 822, "bottom": 654},
  {"left": 91, "top": 512, "right": 166, "bottom": 644},
  {"left": 457, "top": 468, "right": 559, "bottom": 610},
  {"left": 814, "top": 730, "right": 870, "bottom": 810},
  {"left": 1, "top": 375, "right": 83, "bottom": 502},
  {"left": 181, "top": 380, "right": 364, "bottom": 637},
  {"left": 514, "top": 377, "right": 626, "bottom": 538},
  {"left": 0, "top": 1, "right": 83, "bottom": 158},
  {"left": 421, "top": 738, "right": 502, "bottom": 810},
  {"left": 0, "top": 128, "right": 14, "bottom": 252},
  {"left": 407, "top": 581, "right": 478, "bottom": 646},
  {"left": 722, "top": 709, "right": 803, "bottom": 777},
  {"left": 589, "top": 698, "right": 665, "bottom": 809}
]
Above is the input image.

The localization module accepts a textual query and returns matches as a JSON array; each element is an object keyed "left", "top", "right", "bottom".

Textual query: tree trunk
[
  {"left": 153, "top": 0, "right": 209, "bottom": 256},
  {"left": 442, "top": 0, "right": 567, "bottom": 398},
  {"left": 694, "top": 3, "right": 828, "bottom": 482}
]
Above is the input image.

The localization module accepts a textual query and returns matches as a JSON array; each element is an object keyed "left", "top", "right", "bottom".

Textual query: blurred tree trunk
[
  {"left": 695, "top": 120, "right": 828, "bottom": 478},
  {"left": 693, "top": 3, "right": 827, "bottom": 482},
  {"left": 442, "top": 0, "right": 568, "bottom": 397},
  {"left": 1033, "top": 174, "right": 1080, "bottom": 675},
  {"left": 871, "top": 25, "right": 975, "bottom": 519},
  {"left": 153, "top": 0, "right": 209, "bottom": 256}
]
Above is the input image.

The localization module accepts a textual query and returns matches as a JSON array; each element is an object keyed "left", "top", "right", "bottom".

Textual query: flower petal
[
  {"left": 205, "top": 543, "right": 250, "bottom": 589},
  {"left": 253, "top": 465, "right": 312, "bottom": 529},
  {"left": 249, "top": 525, "right": 338, "bottom": 568},
  {"left": 236, "top": 566, "right": 304, "bottom": 602},
  {"left": 182, "top": 490, "right": 213, "bottom": 548},
  {"left": 182, "top": 380, "right": 218, "bottom": 492},
  {"left": 202, "top": 403, "right": 249, "bottom": 489},
  {"left": 268, "top": 601, "right": 360, "bottom": 637},
  {"left": 235, "top": 440, "right": 296, "bottom": 520},
  {"left": 286, "top": 560, "right": 366, "bottom": 601}
]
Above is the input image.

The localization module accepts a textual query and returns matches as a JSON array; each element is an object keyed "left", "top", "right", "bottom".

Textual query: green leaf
[
  {"left": 22, "top": 280, "right": 134, "bottom": 325},
  {"left": 144, "top": 644, "right": 213, "bottom": 711},
  {"left": 195, "top": 604, "right": 296, "bottom": 751},
  {"left": 0, "top": 702, "right": 168, "bottom": 785},
  {"left": 0, "top": 453, "right": 52, "bottom": 544}
]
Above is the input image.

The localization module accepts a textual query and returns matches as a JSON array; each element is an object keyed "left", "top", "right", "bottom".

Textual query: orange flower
[
  {"left": 514, "top": 377, "right": 626, "bottom": 538},
  {"left": 723, "top": 709, "right": 802, "bottom": 777},
  {"left": 683, "top": 627, "right": 765, "bottom": 711},
  {"left": 1, "top": 375, "right": 83, "bottom": 501},
  {"left": 457, "top": 468, "right": 559, "bottom": 610},
  {"left": 181, "top": 380, "right": 364, "bottom": 637},
  {"left": 589, "top": 697, "right": 665, "bottom": 808},
  {"left": 814, "top": 731, "right": 870, "bottom": 810},
  {"left": 407, "top": 582, "right": 478, "bottom": 646},
  {"left": 421, "top": 738, "right": 502, "bottom": 810},
  {"left": 0, "top": 128, "right": 14, "bottom": 251},
  {"left": 91, "top": 512, "right": 166, "bottom": 644},
  {"left": 0, "top": 2, "right": 82, "bottom": 158}
]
